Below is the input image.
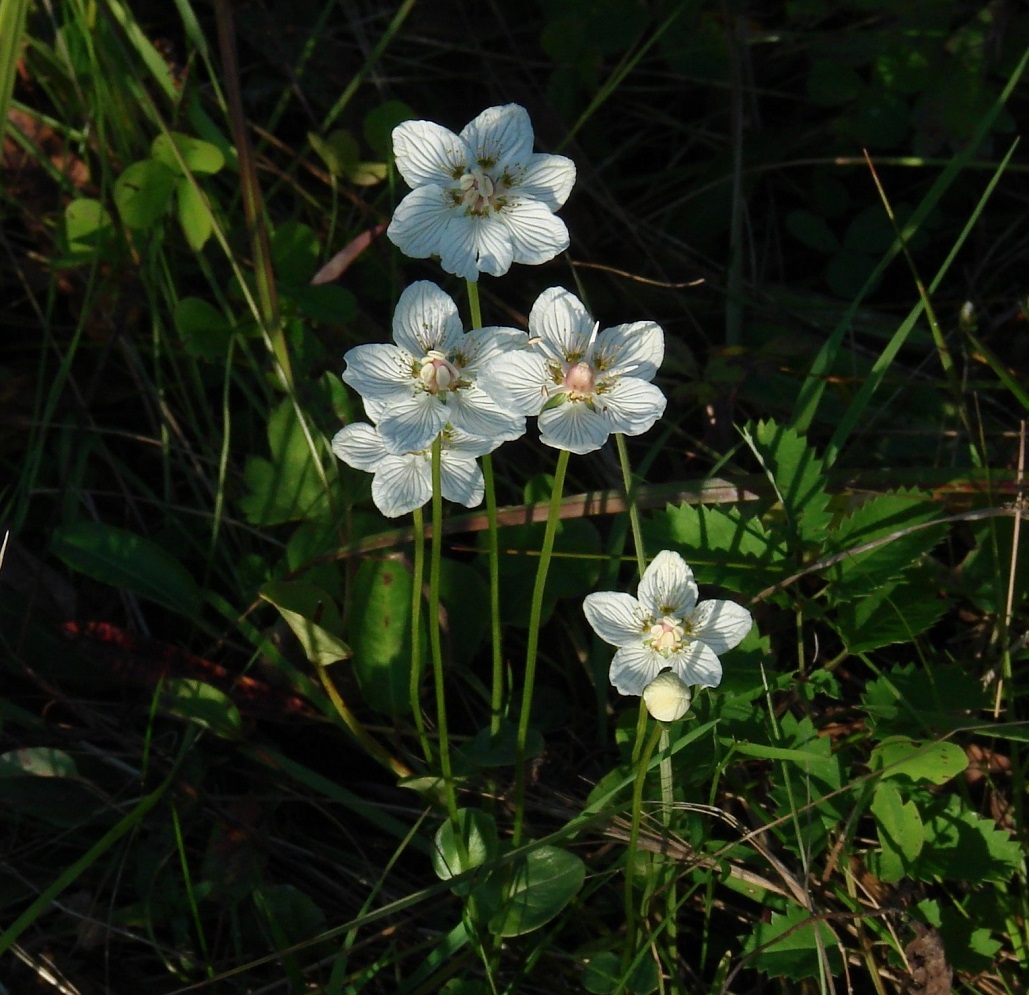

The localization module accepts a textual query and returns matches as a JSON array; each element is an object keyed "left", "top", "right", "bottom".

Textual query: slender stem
[
  {"left": 465, "top": 278, "right": 483, "bottom": 329},
  {"left": 429, "top": 438, "right": 460, "bottom": 824},
  {"left": 410, "top": 506, "right": 431, "bottom": 763},
  {"left": 658, "top": 726, "right": 681, "bottom": 993},
  {"left": 615, "top": 433, "right": 647, "bottom": 579},
  {"left": 512, "top": 448, "right": 570, "bottom": 845}
]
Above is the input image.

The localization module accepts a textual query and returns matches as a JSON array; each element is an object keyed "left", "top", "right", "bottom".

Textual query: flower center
[
  {"left": 418, "top": 350, "right": 460, "bottom": 393},
  {"left": 646, "top": 616, "right": 687, "bottom": 657},
  {"left": 563, "top": 361, "right": 595, "bottom": 399},
  {"left": 457, "top": 166, "right": 502, "bottom": 215}
]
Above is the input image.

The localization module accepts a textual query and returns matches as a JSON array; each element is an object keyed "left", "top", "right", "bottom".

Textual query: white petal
[
  {"left": 538, "top": 400, "right": 611, "bottom": 454},
  {"left": 433, "top": 215, "right": 483, "bottom": 282},
  {"left": 517, "top": 152, "right": 576, "bottom": 210},
  {"left": 691, "top": 599, "right": 753, "bottom": 654},
  {"left": 468, "top": 215, "right": 516, "bottom": 278},
  {"left": 445, "top": 384, "right": 525, "bottom": 442},
  {"left": 501, "top": 199, "right": 570, "bottom": 267},
  {"left": 331, "top": 423, "right": 386, "bottom": 471},
  {"left": 481, "top": 351, "right": 550, "bottom": 415},
  {"left": 371, "top": 453, "right": 432, "bottom": 517},
  {"left": 672, "top": 641, "right": 723, "bottom": 690},
  {"left": 459, "top": 327, "right": 529, "bottom": 373},
  {"left": 643, "top": 671, "right": 692, "bottom": 722},
  {"left": 376, "top": 393, "right": 447, "bottom": 453},
  {"left": 609, "top": 643, "right": 664, "bottom": 696},
  {"left": 388, "top": 186, "right": 459, "bottom": 262},
  {"left": 392, "top": 120, "right": 468, "bottom": 188},
  {"left": 445, "top": 428, "right": 505, "bottom": 459},
  {"left": 596, "top": 377, "right": 667, "bottom": 436},
  {"left": 583, "top": 591, "right": 645, "bottom": 647},
  {"left": 392, "top": 281, "right": 463, "bottom": 355},
  {"left": 637, "top": 551, "right": 697, "bottom": 619},
  {"left": 342, "top": 343, "right": 415, "bottom": 400},
  {"left": 595, "top": 321, "right": 664, "bottom": 382},
  {"left": 460, "top": 104, "right": 533, "bottom": 171},
  {"left": 439, "top": 452, "right": 485, "bottom": 507},
  {"left": 528, "top": 287, "right": 594, "bottom": 359},
  {"left": 363, "top": 396, "right": 387, "bottom": 423}
]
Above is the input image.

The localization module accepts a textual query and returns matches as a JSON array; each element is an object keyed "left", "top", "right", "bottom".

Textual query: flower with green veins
[
  {"left": 481, "top": 287, "right": 666, "bottom": 455},
  {"left": 341, "top": 281, "right": 526, "bottom": 454},
  {"left": 387, "top": 104, "right": 575, "bottom": 282},
  {"left": 583, "top": 550, "right": 752, "bottom": 697}
]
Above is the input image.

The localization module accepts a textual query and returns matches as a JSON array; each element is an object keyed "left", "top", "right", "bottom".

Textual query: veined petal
[
  {"left": 468, "top": 214, "right": 515, "bottom": 278},
  {"left": 638, "top": 551, "right": 698, "bottom": 619},
  {"left": 445, "top": 428, "right": 505, "bottom": 459},
  {"left": 528, "top": 287, "right": 594, "bottom": 359},
  {"left": 331, "top": 423, "right": 386, "bottom": 471},
  {"left": 609, "top": 642, "right": 664, "bottom": 696},
  {"left": 376, "top": 393, "right": 447, "bottom": 453},
  {"left": 439, "top": 452, "right": 485, "bottom": 508},
  {"left": 446, "top": 384, "right": 525, "bottom": 441},
  {"left": 392, "top": 120, "right": 468, "bottom": 188},
  {"left": 518, "top": 152, "right": 576, "bottom": 210},
  {"left": 597, "top": 377, "right": 667, "bottom": 436},
  {"left": 372, "top": 453, "right": 432, "bottom": 518},
  {"left": 460, "top": 327, "right": 529, "bottom": 372},
  {"left": 583, "top": 591, "right": 645, "bottom": 647},
  {"left": 363, "top": 396, "right": 387, "bottom": 423},
  {"left": 433, "top": 212, "right": 484, "bottom": 282},
  {"left": 596, "top": 321, "right": 664, "bottom": 381},
  {"left": 538, "top": 400, "right": 611, "bottom": 454},
  {"left": 501, "top": 200, "right": 570, "bottom": 268},
  {"left": 691, "top": 599, "right": 753, "bottom": 653},
  {"left": 481, "top": 351, "right": 550, "bottom": 415},
  {"left": 460, "top": 104, "right": 533, "bottom": 171},
  {"left": 392, "top": 281, "right": 463, "bottom": 355},
  {"left": 672, "top": 641, "right": 723, "bottom": 690},
  {"left": 388, "top": 186, "right": 458, "bottom": 262},
  {"left": 342, "top": 342, "right": 415, "bottom": 400}
]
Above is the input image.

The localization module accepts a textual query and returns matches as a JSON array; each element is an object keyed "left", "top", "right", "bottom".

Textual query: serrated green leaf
[
  {"left": 259, "top": 581, "right": 350, "bottom": 666},
  {"left": 51, "top": 521, "right": 201, "bottom": 618},
  {"left": 114, "top": 158, "right": 176, "bottom": 228},
  {"left": 741, "top": 904, "right": 841, "bottom": 981},
  {"left": 151, "top": 131, "right": 225, "bottom": 174},
  {"left": 347, "top": 557, "right": 414, "bottom": 716},
  {"left": 162, "top": 678, "right": 241, "bottom": 739},
  {"left": 743, "top": 419, "right": 832, "bottom": 545},
  {"left": 834, "top": 576, "right": 948, "bottom": 653},
  {"left": 861, "top": 663, "right": 986, "bottom": 737},
  {"left": 871, "top": 737, "right": 967, "bottom": 784}
]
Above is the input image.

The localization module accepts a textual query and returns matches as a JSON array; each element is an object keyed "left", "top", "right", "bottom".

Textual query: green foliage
[
  {"left": 741, "top": 903, "right": 842, "bottom": 981},
  {"left": 259, "top": 580, "right": 351, "bottom": 665},
  {"left": 161, "top": 678, "right": 242, "bottom": 740}
]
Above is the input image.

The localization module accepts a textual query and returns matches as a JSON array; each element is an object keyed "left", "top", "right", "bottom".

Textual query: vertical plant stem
[
  {"left": 465, "top": 280, "right": 505, "bottom": 737},
  {"left": 429, "top": 438, "right": 460, "bottom": 827},
  {"left": 512, "top": 447, "right": 570, "bottom": 846},
  {"left": 615, "top": 433, "right": 647, "bottom": 578},
  {"left": 410, "top": 506, "right": 431, "bottom": 763},
  {"left": 658, "top": 726, "right": 681, "bottom": 993}
]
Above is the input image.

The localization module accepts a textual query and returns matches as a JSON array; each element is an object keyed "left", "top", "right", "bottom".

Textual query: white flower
[
  {"left": 481, "top": 287, "right": 666, "bottom": 455},
  {"left": 387, "top": 104, "right": 575, "bottom": 282},
  {"left": 583, "top": 550, "right": 752, "bottom": 697},
  {"left": 331, "top": 412, "right": 501, "bottom": 519},
  {"left": 341, "top": 281, "right": 526, "bottom": 453},
  {"left": 643, "top": 671, "right": 692, "bottom": 722}
]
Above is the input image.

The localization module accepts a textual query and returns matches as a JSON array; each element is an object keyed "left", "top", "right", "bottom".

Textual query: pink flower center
[
  {"left": 563, "top": 361, "right": 595, "bottom": 399},
  {"left": 647, "top": 616, "right": 686, "bottom": 656},
  {"left": 457, "top": 166, "right": 502, "bottom": 215},
  {"left": 418, "top": 350, "right": 460, "bottom": 393}
]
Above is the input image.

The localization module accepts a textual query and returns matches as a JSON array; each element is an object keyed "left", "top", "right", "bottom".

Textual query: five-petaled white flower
[
  {"left": 481, "top": 287, "right": 666, "bottom": 455},
  {"left": 387, "top": 104, "right": 576, "bottom": 282},
  {"left": 332, "top": 399, "right": 502, "bottom": 519},
  {"left": 583, "top": 550, "right": 752, "bottom": 697},
  {"left": 341, "top": 281, "right": 527, "bottom": 454}
]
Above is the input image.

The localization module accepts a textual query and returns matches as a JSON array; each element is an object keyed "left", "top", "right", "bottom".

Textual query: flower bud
[{"left": 643, "top": 671, "right": 691, "bottom": 722}]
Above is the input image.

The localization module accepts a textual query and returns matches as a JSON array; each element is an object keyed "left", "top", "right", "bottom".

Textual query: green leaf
[
  {"left": 308, "top": 129, "right": 359, "bottom": 178},
  {"left": 174, "top": 297, "right": 234, "bottom": 361},
  {"left": 162, "top": 678, "right": 242, "bottom": 739},
  {"left": 253, "top": 883, "right": 327, "bottom": 947},
  {"left": 431, "top": 809, "right": 498, "bottom": 895},
  {"left": 475, "top": 845, "right": 585, "bottom": 937},
  {"left": 175, "top": 176, "right": 212, "bottom": 250},
  {"left": 742, "top": 420, "right": 832, "bottom": 545},
  {"left": 51, "top": 520, "right": 201, "bottom": 618},
  {"left": 824, "top": 489, "right": 945, "bottom": 599},
  {"left": 113, "top": 158, "right": 176, "bottom": 228},
  {"left": 582, "top": 950, "right": 658, "bottom": 994},
  {"left": 363, "top": 99, "right": 415, "bottom": 159},
  {"left": 861, "top": 663, "right": 986, "bottom": 737},
  {"left": 807, "top": 59, "right": 863, "bottom": 105},
  {"left": 870, "top": 736, "right": 968, "bottom": 784},
  {"left": 741, "top": 903, "right": 841, "bottom": 981},
  {"left": 271, "top": 220, "right": 319, "bottom": 285},
  {"left": 871, "top": 781, "right": 924, "bottom": 882},
  {"left": 833, "top": 575, "right": 948, "bottom": 652},
  {"left": 0, "top": 747, "right": 78, "bottom": 778},
  {"left": 785, "top": 209, "right": 840, "bottom": 253},
  {"left": 151, "top": 131, "right": 225, "bottom": 175},
  {"left": 62, "top": 198, "right": 115, "bottom": 259},
  {"left": 347, "top": 557, "right": 414, "bottom": 716},
  {"left": 259, "top": 581, "right": 351, "bottom": 666}
]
